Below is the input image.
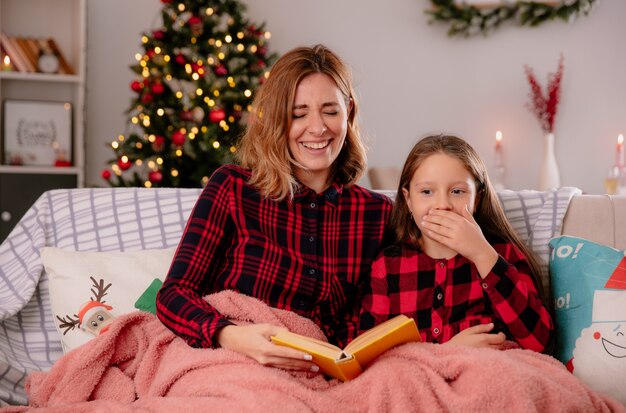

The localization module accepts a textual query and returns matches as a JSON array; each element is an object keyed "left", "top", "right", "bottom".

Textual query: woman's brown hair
[{"left": 237, "top": 44, "right": 367, "bottom": 200}]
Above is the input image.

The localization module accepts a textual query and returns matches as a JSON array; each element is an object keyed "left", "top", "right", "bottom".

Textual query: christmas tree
[{"left": 102, "top": 0, "right": 277, "bottom": 187}]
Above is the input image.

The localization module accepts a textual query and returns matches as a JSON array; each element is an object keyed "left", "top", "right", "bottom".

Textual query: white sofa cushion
[{"left": 42, "top": 247, "right": 175, "bottom": 353}]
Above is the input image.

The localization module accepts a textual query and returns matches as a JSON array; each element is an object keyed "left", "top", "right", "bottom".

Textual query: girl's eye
[
  {"left": 292, "top": 113, "right": 305, "bottom": 119},
  {"left": 420, "top": 189, "right": 432, "bottom": 195},
  {"left": 324, "top": 111, "right": 338, "bottom": 116},
  {"left": 451, "top": 189, "right": 466, "bottom": 195}
]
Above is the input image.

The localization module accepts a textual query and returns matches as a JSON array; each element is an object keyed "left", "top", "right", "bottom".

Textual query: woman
[{"left": 156, "top": 44, "right": 392, "bottom": 373}]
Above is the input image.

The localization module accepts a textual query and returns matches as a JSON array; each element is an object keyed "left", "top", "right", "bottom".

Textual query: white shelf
[
  {"left": 0, "top": 0, "right": 86, "bottom": 186},
  {"left": 0, "top": 165, "right": 81, "bottom": 175},
  {"left": 0, "top": 72, "right": 82, "bottom": 83},
  {"left": 0, "top": 0, "right": 86, "bottom": 240}
]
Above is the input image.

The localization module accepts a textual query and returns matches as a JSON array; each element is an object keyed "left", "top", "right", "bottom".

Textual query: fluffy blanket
[{"left": 1, "top": 291, "right": 623, "bottom": 413}]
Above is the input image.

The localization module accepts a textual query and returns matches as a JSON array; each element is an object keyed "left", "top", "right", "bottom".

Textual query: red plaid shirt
[
  {"left": 359, "top": 241, "right": 553, "bottom": 352},
  {"left": 156, "top": 164, "right": 392, "bottom": 349}
]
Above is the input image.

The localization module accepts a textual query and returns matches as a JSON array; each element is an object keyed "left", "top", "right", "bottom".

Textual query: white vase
[{"left": 539, "top": 132, "right": 560, "bottom": 191}]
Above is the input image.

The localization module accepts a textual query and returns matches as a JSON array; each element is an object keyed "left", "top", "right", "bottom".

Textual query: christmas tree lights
[{"left": 103, "top": 0, "right": 277, "bottom": 188}]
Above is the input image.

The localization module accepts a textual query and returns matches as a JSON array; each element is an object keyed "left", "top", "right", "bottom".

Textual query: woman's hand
[
  {"left": 216, "top": 324, "right": 319, "bottom": 372},
  {"left": 421, "top": 205, "right": 498, "bottom": 277},
  {"left": 443, "top": 323, "right": 506, "bottom": 349}
]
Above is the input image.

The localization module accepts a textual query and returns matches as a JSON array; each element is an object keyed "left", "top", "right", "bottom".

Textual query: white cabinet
[{"left": 0, "top": 0, "right": 86, "bottom": 240}]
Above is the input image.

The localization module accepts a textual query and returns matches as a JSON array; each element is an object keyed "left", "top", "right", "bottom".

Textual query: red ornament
[
  {"left": 209, "top": 108, "right": 226, "bottom": 123},
  {"left": 141, "top": 93, "right": 153, "bottom": 104},
  {"left": 101, "top": 169, "right": 112, "bottom": 180},
  {"left": 148, "top": 170, "right": 163, "bottom": 184},
  {"left": 130, "top": 80, "right": 143, "bottom": 92},
  {"left": 215, "top": 65, "right": 228, "bottom": 76},
  {"left": 180, "top": 110, "right": 193, "bottom": 121},
  {"left": 171, "top": 130, "right": 186, "bottom": 146},
  {"left": 247, "top": 25, "right": 262, "bottom": 36},
  {"left": 152, "top": 30, "right": 165, "bottom": 40},
  {"left": 188, "top": 16, "right": 202, "bottom": 26},
  {"left": 161, "top": 0, "right": 172, "bottom": 3},
  {"left": 152, "top": 135, "right": 165, "bottom": 152},
  {"left": 147, "top": 49, "right": 156, "bottom": 59},
  {"left": 175, "top": 54, "right": 186, "bottom": 65},
  {"left": 257, "top": 46, "right": 268, "bottom": 57},
  {"left": 117, "top": 158, "right": 132, "bottom": 171},
  {"left": 151, "top": 82, "right": 164, "bottom": 94},
  {"left": 188, "top": 16, "right": 203, "bottom": 36},
  {"left": 191, "top": 63, "right": 204, "bottom": 75},
  {"left": 54, "top": 159, "right": 72, "bottom": 167}
]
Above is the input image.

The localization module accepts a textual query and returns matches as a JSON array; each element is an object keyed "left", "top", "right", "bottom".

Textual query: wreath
[{"left": 427, "top": 0, "right": 598, "bottom": 37}]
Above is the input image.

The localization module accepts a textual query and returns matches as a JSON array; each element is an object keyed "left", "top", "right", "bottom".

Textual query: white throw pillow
[{"left": 42, "top": 247, "right": 176, "bottom": 353}]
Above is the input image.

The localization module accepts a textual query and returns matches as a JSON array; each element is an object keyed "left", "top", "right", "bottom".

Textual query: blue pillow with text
[{"left": 549, "top": 235, "right": 626, "bottom": 404}]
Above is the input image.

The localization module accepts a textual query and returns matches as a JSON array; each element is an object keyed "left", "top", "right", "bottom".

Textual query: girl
[{"left": 359, "top": 135, "right": 553, "bottom": 353}]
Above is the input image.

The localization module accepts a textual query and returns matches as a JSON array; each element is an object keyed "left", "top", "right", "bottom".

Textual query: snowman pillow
[{"left": 548, "top": 236, "right": 626, "bottom": 405}]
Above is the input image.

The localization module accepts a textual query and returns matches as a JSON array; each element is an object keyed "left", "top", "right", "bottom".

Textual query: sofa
[{"left": 0, "top": 186, "right": 624, "bottom": 409}]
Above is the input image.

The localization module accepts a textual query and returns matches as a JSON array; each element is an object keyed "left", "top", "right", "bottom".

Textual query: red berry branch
[{"left": 524, "top": 55, "right": 564, "bottom": 134}]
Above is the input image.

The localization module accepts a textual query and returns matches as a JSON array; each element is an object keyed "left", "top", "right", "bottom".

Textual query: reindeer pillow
[{"left": 41, "top": 247, "right": 176, "bottom": 353}]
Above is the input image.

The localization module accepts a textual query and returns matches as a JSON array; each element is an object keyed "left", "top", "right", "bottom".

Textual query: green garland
[{"left": 427, "top": 0, "right": 598, "bottom": 37}]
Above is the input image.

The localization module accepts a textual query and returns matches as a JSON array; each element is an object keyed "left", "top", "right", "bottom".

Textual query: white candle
[
  {"left": 493, "top": 131, "right": 505, "bottom": 191},
  {"left": 617, "top": 134, "right": 624, "bottom": 168},
  {"left": 495, "top": 130, "right": 503, "bottom": 150}
]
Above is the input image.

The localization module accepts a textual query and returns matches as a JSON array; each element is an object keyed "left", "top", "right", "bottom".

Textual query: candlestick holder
[
  {"left": 493, "top": 146, "right": 506, "bottom": 191},
  {"left": 619, "top": 167, "right": 626, "bottom": 195},
  {"left": 604, "top": 166, "right": 621, "bottom": 195},
  {"left": 616, "top": 135, "right": 625, "bottom": 194},
  {"left": 2, "top": 54, "right": 13, "bottom": 72}
]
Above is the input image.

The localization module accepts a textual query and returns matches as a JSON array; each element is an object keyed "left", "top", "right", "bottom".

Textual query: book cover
[
  {"left": 15, "top": 37, "right": 38, "bottom": 72},
  {"left": 46, "top": 38, "right": 74, "bottom": 75},
  {"left": 25, "top": 38, "right": 44, "bottom": 66},
  {"left": 271, "top": 314, "right": 421, "bottom": 381},
  {"left": 9, "top": 36, "right": 37, "bottom": 72}
]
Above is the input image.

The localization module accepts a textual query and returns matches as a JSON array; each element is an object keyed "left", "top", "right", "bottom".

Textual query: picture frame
[{"left": 2, "top": 99, "right": 73, "bottom": 166}]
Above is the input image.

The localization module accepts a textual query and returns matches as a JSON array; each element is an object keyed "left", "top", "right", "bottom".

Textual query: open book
[{"left": 271, "top": 314, "right": 421, "bottom": 381}]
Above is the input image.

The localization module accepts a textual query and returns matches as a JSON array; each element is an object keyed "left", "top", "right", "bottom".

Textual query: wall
[
  {"left": 86, "top": 0, "right": 156, "bottom": 183},
  {"left": 86, "top": 0, "right": 626, "bottom": 193}
]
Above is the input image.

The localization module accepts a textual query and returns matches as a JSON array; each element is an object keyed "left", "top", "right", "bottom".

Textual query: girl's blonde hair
[
  {"left": 237, "top": 44, "right": 367, "bottom": 200},
  {"left": 387, "top": 135, "right": 551, "bottom": 328}
]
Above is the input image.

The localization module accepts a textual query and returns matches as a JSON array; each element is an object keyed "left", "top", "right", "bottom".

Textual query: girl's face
[
  {"left": 288, "top": 72, "right": 352, "bottom": 192},
  {"left": 402, "top": 152, "right": 479, "bottom": 240}
]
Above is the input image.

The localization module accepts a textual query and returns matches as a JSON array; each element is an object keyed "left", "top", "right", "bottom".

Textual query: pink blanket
[{"left": 2, "top": 291, "right": 624, "bottom": 413}]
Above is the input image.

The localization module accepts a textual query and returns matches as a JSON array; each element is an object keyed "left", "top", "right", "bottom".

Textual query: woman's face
[{"left": 288, "top": 72, "right": 351, "bottom": 192}]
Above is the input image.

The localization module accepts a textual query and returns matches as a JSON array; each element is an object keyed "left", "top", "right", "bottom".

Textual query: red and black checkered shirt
[
  {"left": 359, "top": 241, "right": 553, "bottom": 352},
  {"left": 156, "top": 164, "right": 392, "bottom": 349}
]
